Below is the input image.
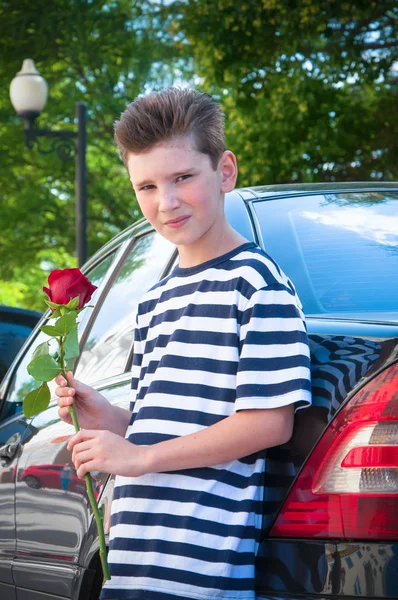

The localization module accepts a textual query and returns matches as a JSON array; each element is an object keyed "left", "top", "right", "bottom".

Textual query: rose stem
[{"left": 59, "top": 338, "right": 111, "bottom": 582}]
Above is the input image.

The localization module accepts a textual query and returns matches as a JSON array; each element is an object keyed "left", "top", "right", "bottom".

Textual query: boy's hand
[
  {"left": 67, "top": 429, "right": 147, "bottom": 478},
  {"left": 55, "top": 372, "right": 111, "bottom": 430}
]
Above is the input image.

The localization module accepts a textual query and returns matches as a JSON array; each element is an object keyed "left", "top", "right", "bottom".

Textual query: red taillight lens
[{"left": 270, "top": 362, "right": 398, "bottom": 540}]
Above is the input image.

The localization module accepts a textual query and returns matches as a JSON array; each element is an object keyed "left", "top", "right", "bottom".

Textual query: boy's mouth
[{"left": 165, "top": 216, "right": 190, "bottom": 228}]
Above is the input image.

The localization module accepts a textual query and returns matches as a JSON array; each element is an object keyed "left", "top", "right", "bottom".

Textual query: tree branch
[{"left": 362, "top": 40, "right": 398, "bottom": 51}]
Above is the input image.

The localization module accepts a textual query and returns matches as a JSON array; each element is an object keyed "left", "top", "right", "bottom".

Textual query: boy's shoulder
[{"left": 140, "top": 242, "right": 294, "bottom": 306}]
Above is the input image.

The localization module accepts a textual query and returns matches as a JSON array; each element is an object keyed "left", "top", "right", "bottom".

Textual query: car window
[
  {"left": 253, "top": 191, "right": 398, "bottom": 315},
  {"left": 75, "top": 233, "right": 174, "bottom": 384},
  {"left": 0, "top": 417, "right": 28, "bottom": 446},
  {"left": 2, "top": 251, "right": 117, "bottom": 413}
]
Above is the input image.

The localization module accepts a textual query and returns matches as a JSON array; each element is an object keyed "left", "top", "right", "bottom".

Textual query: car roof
[{"left": 242, "top": 181, "right": 398, "bottom": 198}]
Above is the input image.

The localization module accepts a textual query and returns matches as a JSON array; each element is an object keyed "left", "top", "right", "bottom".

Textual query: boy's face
[{"left": 126, "top": 135, "right": 237, "bottom": 266}]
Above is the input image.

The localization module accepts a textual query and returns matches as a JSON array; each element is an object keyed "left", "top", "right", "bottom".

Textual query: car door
[
  {"left": 12, "top": 231, "right": 175, "bottom": 599},
  {"left": 0, "top": 416, "right": 30, "bottom": 600}
]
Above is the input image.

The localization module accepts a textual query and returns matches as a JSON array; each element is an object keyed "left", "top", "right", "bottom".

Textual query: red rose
[{"left": 43, "top": 268, "right": 97, "bottom": 309}]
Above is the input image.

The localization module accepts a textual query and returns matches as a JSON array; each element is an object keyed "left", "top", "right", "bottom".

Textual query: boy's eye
[
  {"left": 140, "top": 184, "right": 155, "bottom": 191},
  {"left": 176, "top": 174, "right": 191, "bottom": 183}
]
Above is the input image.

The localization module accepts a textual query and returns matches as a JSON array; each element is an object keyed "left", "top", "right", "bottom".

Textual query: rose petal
[
  {"left": 45, "top": 268, "right": 97, "bottom": 308},
  {"left": 42, "top": 286, "right": 52, "bottom": 301},
  {"left": 47, "top": 269, "right": 80, "bottom": 305},
  {"left": 66, "top": 273, "right": 97, "bottom": 308}
]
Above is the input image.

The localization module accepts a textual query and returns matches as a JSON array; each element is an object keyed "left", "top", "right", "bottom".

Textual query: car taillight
[{"left": 270, "top": 362, "right": 398, "bottom": 540}]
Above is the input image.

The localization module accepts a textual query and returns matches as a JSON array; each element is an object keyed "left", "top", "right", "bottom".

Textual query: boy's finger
[
  {"left": 55, "top": 386, "right": 74, "bottom": 399},
  {"left": 67, "top": 430, "right": 88, "bottom": 451},
  {"left": 54, "top": 374, "right": 67, "bottom": 386},
  {"left": 67, "top": 434, "right": 78, "bottom": 451},
  {"left": 57, "top": 397, "right": 74, "bottom": 409},
  {"left": 58, "top": 408, "right": 73, "bottom": 422},
  {"left": 66, "top": 371, "right": 76, "bottom": 386},
  {"left": 67, "top": 429, "right": 96, "bottom": 451}
]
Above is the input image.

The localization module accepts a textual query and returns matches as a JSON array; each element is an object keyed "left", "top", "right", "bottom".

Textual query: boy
[{"left": 56, "top": 88, "right": 311, "bottom": 599}]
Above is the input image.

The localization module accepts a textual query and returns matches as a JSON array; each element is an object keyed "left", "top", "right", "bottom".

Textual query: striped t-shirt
[{"left": 101, "top": 242, "right": 311, "bottom": 600}]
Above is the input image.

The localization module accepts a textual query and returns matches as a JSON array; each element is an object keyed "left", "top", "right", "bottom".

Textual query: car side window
[
  {"left": 75, "top": 232, "right": 174, "bottom": 384},
  {"left": 2, "top": 251, "right": 117, "bottom": 414}
]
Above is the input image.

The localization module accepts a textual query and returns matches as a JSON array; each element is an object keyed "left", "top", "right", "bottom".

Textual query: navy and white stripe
[{"left": 101, "top": 242, "right": 311, "bottom": 600}]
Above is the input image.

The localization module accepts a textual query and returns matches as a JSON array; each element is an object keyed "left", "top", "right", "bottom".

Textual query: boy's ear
[{"left": 220, "top": 151, "right": 238, "bottom": 193}]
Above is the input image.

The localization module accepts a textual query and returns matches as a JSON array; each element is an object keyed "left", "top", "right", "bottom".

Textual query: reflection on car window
[
  {"left": 4, "top": 251, "right": 117, "bottom": 410},
  {"left": 0, "top": 418, "right": 28, "bottom": 446},
  {"left": 254, "top": 191, "right": 398, "bottom": 315},
  {"left": 75, "top": 233, "right": 174, "bottom": 384}
]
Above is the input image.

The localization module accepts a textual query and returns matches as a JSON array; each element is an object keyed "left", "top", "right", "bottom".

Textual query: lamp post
[{"left": 10, "top": 59, "right": 87, "bottom": 267}]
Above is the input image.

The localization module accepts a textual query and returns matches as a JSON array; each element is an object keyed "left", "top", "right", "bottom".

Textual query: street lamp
[{"left": 10, "top": 59, "right": 87, "bottom": 267}]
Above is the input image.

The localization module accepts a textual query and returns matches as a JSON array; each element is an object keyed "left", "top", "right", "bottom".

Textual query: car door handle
[{"left": 0, "top": 442, "right": 20, "bottom": 460}]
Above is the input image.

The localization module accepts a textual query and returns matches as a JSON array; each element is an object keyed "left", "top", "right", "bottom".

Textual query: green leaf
[
  {"left": 31, "top": 341, "right": 50, "bottom": 361},
  {"left": 49, "top": 306, "right": 63, "bottom": 319},
  {"left": 52, "top": 312, "right": 77, "bottom": 336},
  {"left": 65, "top": 296, "right": 80, "bottom": 310},
  {"left": 65, "top": 357, "right": 77, "bottom": 372},
  {"left": 27, "top": 354, "right": 62, "bottom": 382},
  {"left": 23, "top": 382, "right": 51, "bottom": 418},
  {"left": 45, "top": 299, "right": 61, "bottom": 310},
  {"left": 41, "top": 324, "right": 60, "bottom": 336},
  {"left": 64, "top": 326, "right": 79, "bottom": 360}
]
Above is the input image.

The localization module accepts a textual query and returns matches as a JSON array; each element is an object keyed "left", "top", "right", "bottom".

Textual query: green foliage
[
  {"left": 174, "top": 0, "right": 398, "bottom": 184},
  {"left": 23, "top": 301, "right": 90, "bottom": 413},
  {"left": 31, "top": 341, "right": 50, "bottom": 360},
  {"left": 23, "top": 382, "right": 51, "bottom": 418},
  {"left": 0, "top": 0, "right": 181, "bottom": 309},
  {"left": 27, "top": 354, "right": 61, "bottom": 382},
  {"left": 49, "top": 312, "right": 77, "bottom": 336},
  {"left": 65, "top": 297, "right": 80, "bottom": 311},
  {"left": 64, "top": 326, "right": 79, "bottom": 361},
  {"left": 1, "top": 1, "right": 397, "bottom": 309}
]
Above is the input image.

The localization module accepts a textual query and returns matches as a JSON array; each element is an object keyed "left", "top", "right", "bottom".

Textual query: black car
[
  {"left": 0, "top": 306, "right": 42, "bottom": 383},
  {"left": 0, "top": 182, "right": 397, "bottom": 600}
]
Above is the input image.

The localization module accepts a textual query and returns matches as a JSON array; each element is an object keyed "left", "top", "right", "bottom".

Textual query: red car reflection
[{"left": 21, "top": 464, "right": 100, "bottom": 498}]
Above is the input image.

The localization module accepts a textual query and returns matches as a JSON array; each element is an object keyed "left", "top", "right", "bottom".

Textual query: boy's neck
[{"left": 177, "top": 224, "right": 248, "bottom": 269}]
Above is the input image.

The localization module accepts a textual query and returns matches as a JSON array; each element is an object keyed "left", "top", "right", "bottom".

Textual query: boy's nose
[{"left": 158, "top": 188, "right": 180, "bottom": 212}]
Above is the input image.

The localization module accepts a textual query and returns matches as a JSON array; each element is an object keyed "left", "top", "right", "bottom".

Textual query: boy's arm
[
  {"left": 103, "top": 404, "right": 133, "bottom": 437},
  {"left": 67, "top": 403, "right": 294, "bottom": 478},
  {"left": 143, "top": 403, "right": 294, "bottom": 473}
]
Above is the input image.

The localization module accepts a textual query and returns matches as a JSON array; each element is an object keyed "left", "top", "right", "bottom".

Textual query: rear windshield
[{"left": 253, "top": 191, "right": 398, "bottom": 315}]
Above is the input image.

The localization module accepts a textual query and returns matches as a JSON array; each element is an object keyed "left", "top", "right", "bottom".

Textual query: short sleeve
[{"left": 235, "top": 285, "right": 312, "bottom": 413}]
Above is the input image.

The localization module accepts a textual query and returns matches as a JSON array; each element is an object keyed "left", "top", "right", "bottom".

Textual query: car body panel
[
  {"left": 256, "top": 540, "right": 398, "bottom": 599},
  {"left": 224, "top": 189, "right": 258, "bottom": 243},
  {"left": 0, "top": 414, "right": 30, "bottom": 595}
]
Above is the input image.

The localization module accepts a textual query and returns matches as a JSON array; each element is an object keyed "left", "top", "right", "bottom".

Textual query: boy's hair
[{"left": 114, "top": 87, "right": 226, "bottom": 170}]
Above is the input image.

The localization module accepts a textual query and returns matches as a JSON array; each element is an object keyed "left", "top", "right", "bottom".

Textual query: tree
[
  {"left": 0, "top": 0, "right": 180, "bottom": 309},
  {"left": 173, "top": 0, "right": 398, "bottom": 185}
]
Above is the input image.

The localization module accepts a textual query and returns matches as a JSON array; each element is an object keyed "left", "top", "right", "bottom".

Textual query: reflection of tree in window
[
  {"left": 75, "top": 233, "right": 174, "bottom": 384},
  {"left": 77, "top": 251, "right": 117, "bottom": 332},
  {"left": 321, "top": 192, "right": 396, "bottom": 207},
  {"left": 15, "top": 378, "right": 43, "bottom": 405},
  {"left": 111, "top": 235, "right": 153, "bottom": 282},
  {"left": 89, "top": 252, "right": 117, "bottom": 286}
]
